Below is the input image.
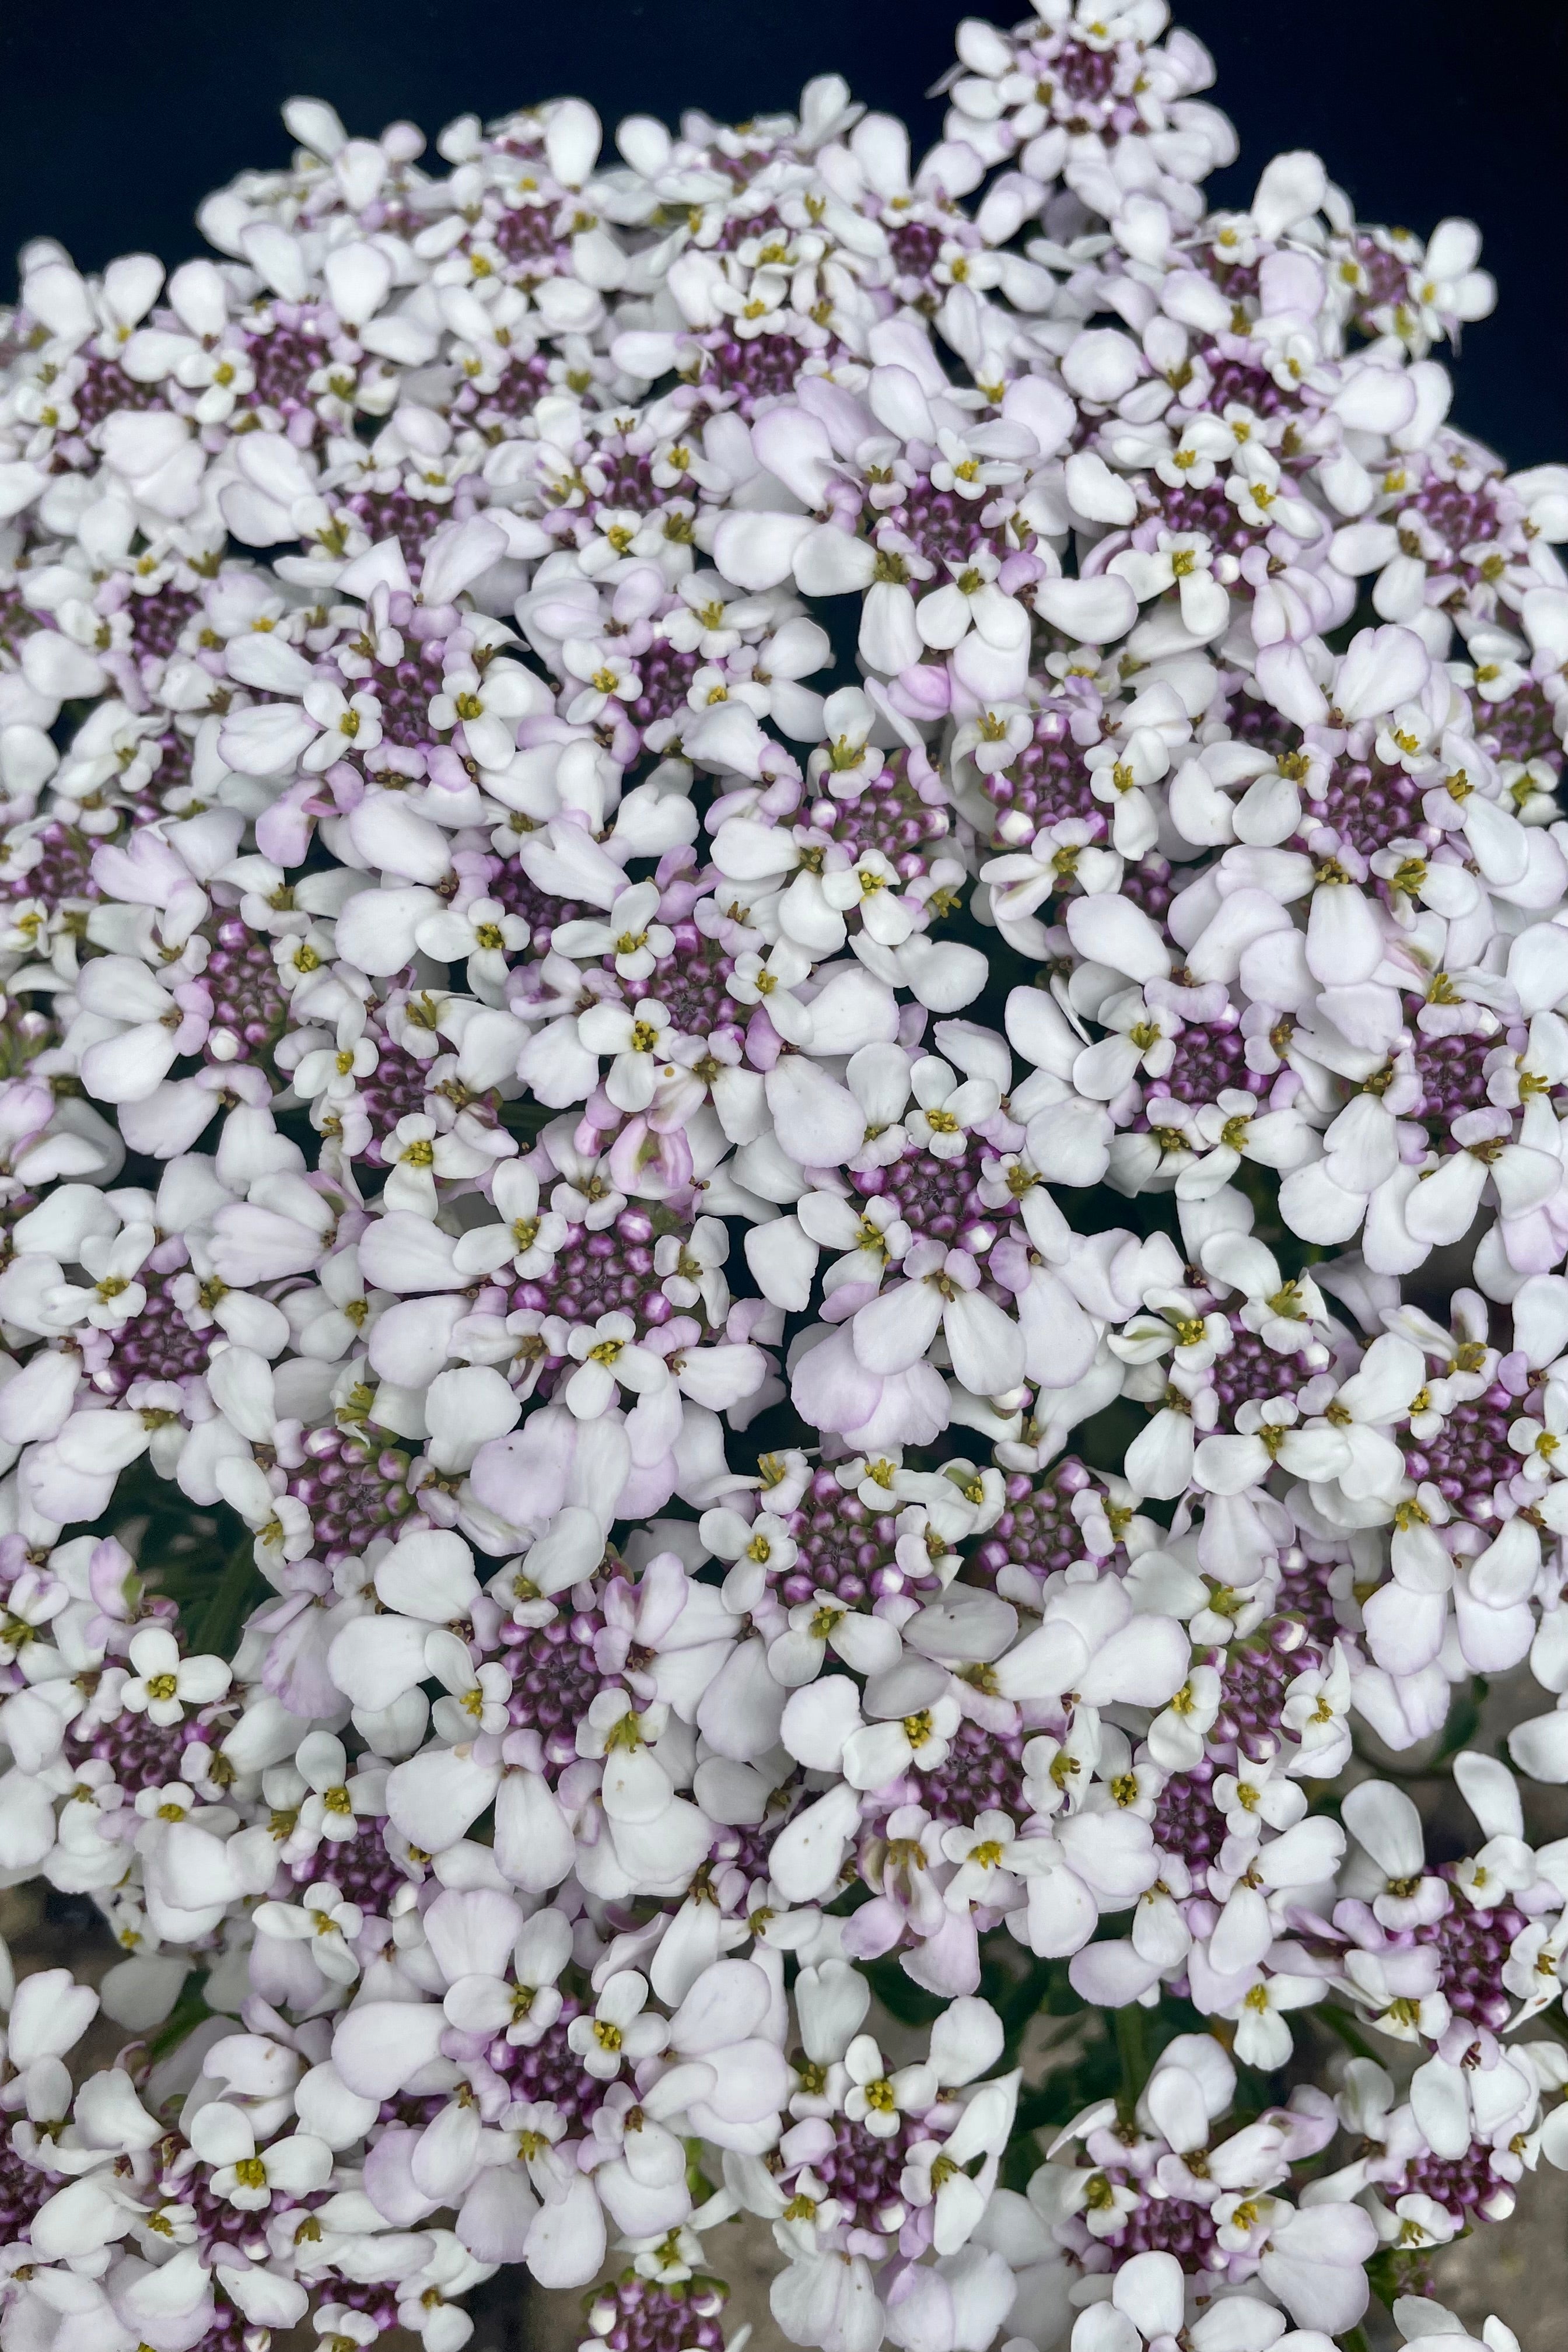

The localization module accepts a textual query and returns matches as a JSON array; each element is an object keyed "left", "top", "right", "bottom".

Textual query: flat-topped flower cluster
[{"left": 0, "top": 5, "right": 1560, "bottom": 2351}]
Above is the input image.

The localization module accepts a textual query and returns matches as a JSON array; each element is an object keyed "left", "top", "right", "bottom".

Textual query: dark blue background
[{"left": 2, "top": 0, "right": 1563, "bottom": 469}]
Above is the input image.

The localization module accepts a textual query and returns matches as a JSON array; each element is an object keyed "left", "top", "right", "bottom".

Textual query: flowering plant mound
[{"left": 0, "top": 8, "right": 1564, "bottom": 2352}]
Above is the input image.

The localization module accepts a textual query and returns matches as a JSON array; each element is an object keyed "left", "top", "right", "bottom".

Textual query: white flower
[
  {"left": 551, "top": 881, "right": 675, "bottom": 982},
  {"left": 428, "top": 657, "right": 543, "bottom": 769},
  {"left": 1219, "top": 1971, "right": 1325, "bottom": 2068},
  {"left": 416, "top": 895, "right": 533, "bottom": 998},
  {"left": 566, "top": 1969, "right": 667, "bottom": 2080},
  {"left": 1069, "top": 2250, "right": 1286, "bottom": 2352},
  {"left": 452, "top": 1160, "right": 570, "bottom": 1282},
  {"left": 1193, "top": 1400, "right": 1350, "bottom": 1497},
  {"left": 187, "top": 2100, "right": 332, "bottom": 2210},
  {"left": 820, "top": 848, "right": 919, "bottom": 947},
  {"left": 253, "top": 1885, "right": 365, "bottom": 1983},
  {"left": 852, "top": 1240, "right": 1027, "bottom": 1398},
  {"left": 842, "top": 2032, "right": 937, "bottom": 2140},
  {"left": 381, "top": 1112, "right": 502, "bottom": 1217},
  {"left": 915, "top": 550, "right": 1029, "bottom": 659},
  {"left": 120, "top": 1627, "right": 230, "bottom": 1728},
  {"left": 559, "top": 639, "right": 641, "bottom": 724},
  {"left": 302, "top": 681, "right": 384, "bottom": 772},
  {"left": 904, "top": 1055, "right": 1000, "bottom": 1160},
  {"left": 576, "top": 998, "right": 676, "bottom": 1111},
  {"left": 559, "top": 1310, "right": 670, "bottom": 1418}
]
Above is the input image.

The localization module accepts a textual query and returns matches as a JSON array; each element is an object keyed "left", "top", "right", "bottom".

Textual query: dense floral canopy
[{"left": 0, "top": 8, "right": 1560, "bottom": 2352}]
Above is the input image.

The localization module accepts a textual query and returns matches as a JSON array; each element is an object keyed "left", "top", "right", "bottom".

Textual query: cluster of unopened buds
[{"left": 0, "top": 4, "right": 1564, "bottom": 2350}]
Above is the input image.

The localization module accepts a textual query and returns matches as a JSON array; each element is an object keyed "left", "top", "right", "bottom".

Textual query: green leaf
[
  {"left": 863, "top": 1956, "right": 949, "bottom": 2029},
  {"left": 152, "top": 1519, "right": 269, "bottom": 1658},
  {"left": 1115, "top": 2003, "right": 1150, "bottom": 2111},
  {"left": 147, "top": 1968, "right": 213, "bottom": 2066},
  {"left": 499, "top": 1097, "right": 556, "bottom": 1142}
]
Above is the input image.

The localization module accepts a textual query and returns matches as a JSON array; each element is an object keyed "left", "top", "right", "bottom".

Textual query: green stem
[
  {"left": 192, "top": 1525, "right": 267, "bottom": 1658},
  {"left": 1317, "top": 2002, "right": 1380, "bottom": 2063},
  {"left": 1115, "top": 2004, "right": 1149, "bottom": 2110}
]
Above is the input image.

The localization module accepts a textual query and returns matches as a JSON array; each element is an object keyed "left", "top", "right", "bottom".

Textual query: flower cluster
[{"left": 0, "top": 5, "right": 1563, "bottom": 2351}]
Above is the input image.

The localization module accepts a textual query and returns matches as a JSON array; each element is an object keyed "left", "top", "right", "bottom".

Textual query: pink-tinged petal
[
  {"left": 332, "top": 2001, "right": 448, "bottom": 2101},
  {"left": 524, "top": 2171, "right": 607, "bottom": 2291},
  {"left": 852, "top": 1279, "right": 944, "bottom": 1375}
]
